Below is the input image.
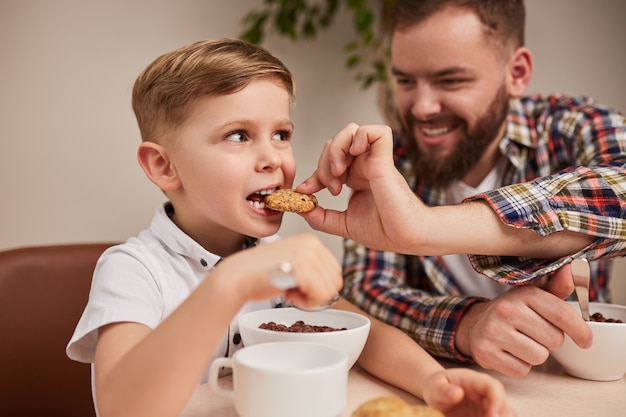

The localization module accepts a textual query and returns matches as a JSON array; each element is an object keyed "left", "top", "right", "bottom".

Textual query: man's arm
[{"left": 298, "top": 123, "right": 595, "bottom": 259}]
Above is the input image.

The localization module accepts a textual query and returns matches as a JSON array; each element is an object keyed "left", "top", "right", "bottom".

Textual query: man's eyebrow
[
  {"left": 434, "top": 66, "right": 473, "bottom": 77},
  {"left": 390, "top": 66, "right": 473, "bottom": 78},
  {"left": 390, "top": 67, "right": 409, "bottom": 78}
]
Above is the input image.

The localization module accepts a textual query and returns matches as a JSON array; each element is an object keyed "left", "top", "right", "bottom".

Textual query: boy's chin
[{"left": 248, "top": 222, "right": 282, "bottom": 238}]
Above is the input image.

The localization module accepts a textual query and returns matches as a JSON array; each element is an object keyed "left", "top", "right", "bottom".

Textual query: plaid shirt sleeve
[
  {"left": 467, "top": 97, "right": 626, "bottom": 285},
  {"left": 341, "top": 238, "right": 485, "bottom": 362}
]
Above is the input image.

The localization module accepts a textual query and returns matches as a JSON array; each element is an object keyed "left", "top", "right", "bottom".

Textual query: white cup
[{"left": 208, "top": 341, "right": 348, "bottom": 417}]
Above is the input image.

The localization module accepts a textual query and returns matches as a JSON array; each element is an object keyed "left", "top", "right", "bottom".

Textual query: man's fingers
[
  {"left": 539, "top": 264, "right": 593, "bottom": 345},
  {"left": 527, "top": 289, "right": 593, "bottom": 349},
  {"left": 299, "top": 207, "right": 348, "bottom": 238},
  {"left": 298, "top": 124, "right": 393, "bottom": 196},
  {"left": 327, "top": 123, "right": 360, "bottom": 171},
  {"left": 351, "top": 124, "right": 393, "bottom": 157},
  {"left": 542, "top": 264, "right": 575, "bottom": 299},
  {"left": 296, "top": 171, "right": 335, "bottom": 195}
]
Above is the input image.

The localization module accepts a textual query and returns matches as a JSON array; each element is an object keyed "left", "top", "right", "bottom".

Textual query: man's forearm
[{"left": 418, "top": 201, "right": 595, "bottom": 258}]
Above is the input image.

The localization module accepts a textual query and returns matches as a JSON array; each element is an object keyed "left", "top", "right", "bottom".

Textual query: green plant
[{"left": 239, "top": 0, "right": 393, "bottom": 90}]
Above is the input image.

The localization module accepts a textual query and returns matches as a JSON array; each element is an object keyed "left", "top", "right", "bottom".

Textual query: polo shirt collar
[{"left": 150, "top": 203, "right": 222, "bottom": 270}]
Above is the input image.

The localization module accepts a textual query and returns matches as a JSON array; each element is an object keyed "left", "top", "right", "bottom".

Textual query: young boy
[{"left": 67, "top": 38, "right": 515, "bottom": 417}]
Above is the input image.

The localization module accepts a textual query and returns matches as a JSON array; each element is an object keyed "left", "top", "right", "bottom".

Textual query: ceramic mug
[{"left": 208, "top": 341, "right": 348, "bottom": 417}]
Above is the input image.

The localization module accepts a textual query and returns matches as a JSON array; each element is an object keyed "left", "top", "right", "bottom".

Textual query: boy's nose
[{"left": 257, "top": 144, "right": 282, "bottom": 171}]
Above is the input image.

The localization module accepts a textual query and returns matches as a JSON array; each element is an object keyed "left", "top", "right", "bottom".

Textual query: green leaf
[
  {"left": 354, "top": 9, "right": 373, "bottom": 33},
  {"left": 345, "top": 54, "right": 361, "bottom": 68},
  {"left": 241, "top": 26, "right": 262, "bottom": 44},
  {"left": 303, "top": 19, "right": 317, "bottom": 38},
  {"left": 275, "top": 6, "right": 298, "bottom": 39},
  {"left": 239, "top": 12, "right": 269, "bottom": 44},
  {"left": 238, "top": 0, "right": 389, "bottom": 90},
  {"left": 361, "top": 30, "right": 374, "bottom": 46},
  {"left": 319, "top": 0, "right": 339, "bottom": 27},
  {"left": 346, "top": 0, "right": 365, "bottom": 9}
]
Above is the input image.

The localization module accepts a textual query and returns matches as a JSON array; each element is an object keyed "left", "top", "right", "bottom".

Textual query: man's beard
[{"left": 403, "top": 84, "right": 509, "bottom": 188}]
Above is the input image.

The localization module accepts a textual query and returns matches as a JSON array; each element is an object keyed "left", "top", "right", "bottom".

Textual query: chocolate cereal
[
  {"left": 590, "top": 312, "right": 623, "bottom": 323},
  {"left": 259, "top": 320, "right": 347, "bottom": 333}
]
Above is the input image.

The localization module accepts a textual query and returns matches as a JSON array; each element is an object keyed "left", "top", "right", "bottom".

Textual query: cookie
[
  {"left": 263, "top": 189, "right": 318, "bottom": 213},
  {"left": 351, "top": 397, "right": 443, "bottom": 417}
]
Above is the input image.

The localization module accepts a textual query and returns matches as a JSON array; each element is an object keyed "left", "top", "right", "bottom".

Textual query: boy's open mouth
[{"left": 246, "top": 187, "right": 277, "bottom": 210}]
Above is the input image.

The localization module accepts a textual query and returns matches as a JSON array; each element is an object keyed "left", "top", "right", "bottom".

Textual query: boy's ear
[
  {"left": 507, "top": 46, "right": 533, "bottom": 98},
  {"left": 137, "top": 142, "right": 181, "bottom": 191}
]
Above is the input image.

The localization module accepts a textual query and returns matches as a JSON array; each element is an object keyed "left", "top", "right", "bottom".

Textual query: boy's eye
[
  {"left": 272, "top": 130, "right": 292, "bottom": 142},
  {"left": 226, "top": 131, "right": 246, "bottom": 142}
]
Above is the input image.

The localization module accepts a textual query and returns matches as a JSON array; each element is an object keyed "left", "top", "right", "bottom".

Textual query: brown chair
[{"left": 0, "top": 243, "right": 117, "bottom": 417}]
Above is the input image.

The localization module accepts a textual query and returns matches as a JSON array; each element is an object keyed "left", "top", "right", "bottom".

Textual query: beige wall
[
  {"left": 1, "top": 0, "right": 625, "bottom": 303},
  {"left": 0, "top": 0, "right": 380, "bottom": 256}
]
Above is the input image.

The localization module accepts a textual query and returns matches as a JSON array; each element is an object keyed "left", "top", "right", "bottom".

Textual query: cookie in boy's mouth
[{"left": 263, "top": 189, "right": 318, "bottom": 213}]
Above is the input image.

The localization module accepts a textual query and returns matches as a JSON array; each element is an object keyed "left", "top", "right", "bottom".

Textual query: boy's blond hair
[{"left": 132, "top": 38, "right": 295, "bottom": 143}]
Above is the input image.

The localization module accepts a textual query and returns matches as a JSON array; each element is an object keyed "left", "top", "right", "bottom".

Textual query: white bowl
[
  {"left": 238, "top": 307, "right": 371, "bottom": 369},
  {"left": 550, "top": 301, "right": 626, "bottom": 381}
]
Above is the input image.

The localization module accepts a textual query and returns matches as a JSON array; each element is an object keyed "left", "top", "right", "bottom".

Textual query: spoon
[
  {"left": 269, "top": 262, "right": 340, "bottom": 312},
  {"left": 571, "top": 258, "right": 590, "bottom": 321},
  {"left": 283, "top": 292, "right": 340, "bottom": 312}
]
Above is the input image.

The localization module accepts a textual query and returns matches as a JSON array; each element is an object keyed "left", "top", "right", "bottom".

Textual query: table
[{"left": 180, "top": 357, "right": 625, "bottom": 417}]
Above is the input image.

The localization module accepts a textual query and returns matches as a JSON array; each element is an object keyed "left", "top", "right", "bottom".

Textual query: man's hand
[
  {"left": 454, "top": 264, "right": 593, "bottom": 376},
  {"left": 297, "top": 123, "right": 389, "bottom": 196},
  {"left": 297, "top": 123, "right": 430, "bottom": 254}
]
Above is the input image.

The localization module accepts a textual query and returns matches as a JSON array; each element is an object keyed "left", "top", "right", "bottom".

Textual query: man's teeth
[{"left": 422, "top": 126, "right": 453, "bottom": 136}]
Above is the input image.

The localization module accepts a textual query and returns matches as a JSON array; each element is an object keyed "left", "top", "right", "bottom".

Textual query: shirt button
[
  {"left": 233, "top": 333, "right": 241, "bottom": 345},
  {"left": 200, "top": 259, "right": 208, "bottom": 267}
]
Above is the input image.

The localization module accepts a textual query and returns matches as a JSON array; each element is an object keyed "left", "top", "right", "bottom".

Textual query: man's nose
[{"left": 411, "top": 84, "right": 441, "bottom": 120}]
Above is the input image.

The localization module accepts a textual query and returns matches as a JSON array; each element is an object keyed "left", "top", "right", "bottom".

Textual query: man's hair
[
  {"left": 391, "top": 0, "right": 525, "bottom": 49},
  {"left": 132, "top": 38, "right": 295, "bottom": 142}
]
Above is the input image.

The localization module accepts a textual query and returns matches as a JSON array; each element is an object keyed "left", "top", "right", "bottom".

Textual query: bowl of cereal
[
  {"left": 238, "top": 307, "right": 370, "bottom": 369},
  {"left": 550, "top": 301, "right": 626, "bottom": 381}
]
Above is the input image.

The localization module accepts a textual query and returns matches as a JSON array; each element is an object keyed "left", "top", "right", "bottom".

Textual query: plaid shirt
[{"left": 342, "top": 94, "right": 626, "bottom": 362}]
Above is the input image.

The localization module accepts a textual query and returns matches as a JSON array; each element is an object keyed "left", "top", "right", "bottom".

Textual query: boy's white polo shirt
[{"left": 66, "top": 203, "right": 280, "bottom": 381}]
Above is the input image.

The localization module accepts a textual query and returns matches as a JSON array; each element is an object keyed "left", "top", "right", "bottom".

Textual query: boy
[{"left": 67, "top": 38, "right": 514, "bottom": 417}]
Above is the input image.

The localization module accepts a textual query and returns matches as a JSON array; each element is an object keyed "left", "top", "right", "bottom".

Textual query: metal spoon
[
  {"left": 282, "top": 292, "right": 340, "bottom": 312},
  {"left": 571, "top": 258, "right": 590, "bottom": 321},
  {"left": 269, "top": 262, "right": 340, "bottom": 312}
]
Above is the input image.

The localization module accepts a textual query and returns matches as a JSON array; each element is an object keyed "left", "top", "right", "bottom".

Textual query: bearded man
[{"left": 299, "top": 0, "right": 626, "bottom": 378}]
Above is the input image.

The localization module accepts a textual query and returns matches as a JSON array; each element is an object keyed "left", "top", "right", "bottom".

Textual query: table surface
[{"left": 180, "top": 357, "right": 625, "bottom": 417}]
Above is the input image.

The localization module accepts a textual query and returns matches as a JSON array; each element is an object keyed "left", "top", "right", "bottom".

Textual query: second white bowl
[{"left": 551, "top": 301, "right": 626, "bottom": 381}]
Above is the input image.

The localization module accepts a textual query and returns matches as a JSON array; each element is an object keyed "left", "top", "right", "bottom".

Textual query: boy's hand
[
  {"left": 221, "top": 234, "right": 342, "bottom": 310},
  {"left": 423, "top": 368, "right": 516, "bottom": 417}
]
